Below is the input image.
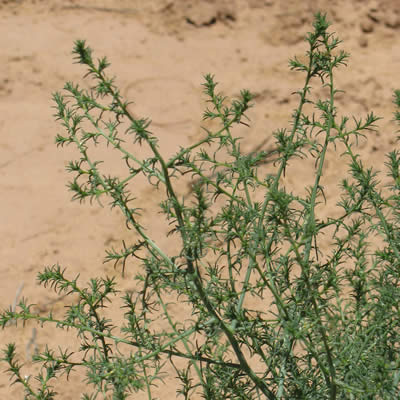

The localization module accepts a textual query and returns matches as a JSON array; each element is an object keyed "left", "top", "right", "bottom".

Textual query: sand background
[{"left": 1, "top": 0, "right": 399, "bottom": 398}]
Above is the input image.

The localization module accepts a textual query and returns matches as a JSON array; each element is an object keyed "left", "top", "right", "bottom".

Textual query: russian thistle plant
[{"left": 2, "top": 12, "right": 400, "bottom": 399}]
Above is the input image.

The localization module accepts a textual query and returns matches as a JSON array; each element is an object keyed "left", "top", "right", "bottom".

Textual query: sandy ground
[{"left": 1, "top": 0, "right": 400, "bottom": 398}]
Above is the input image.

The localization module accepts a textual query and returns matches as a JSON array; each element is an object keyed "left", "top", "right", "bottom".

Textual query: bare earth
[{"left": 1, "top": 0, "right": 399, "bottom": 398}]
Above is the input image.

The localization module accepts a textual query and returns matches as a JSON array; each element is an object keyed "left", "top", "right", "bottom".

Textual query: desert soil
[{"left": 1, "top": 0, "right": 399, "bottom": 398}]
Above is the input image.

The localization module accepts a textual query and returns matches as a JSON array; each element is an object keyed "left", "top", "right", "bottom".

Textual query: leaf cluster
[{"left": 2, "top": 12, "right": 400, "bottom": 400}]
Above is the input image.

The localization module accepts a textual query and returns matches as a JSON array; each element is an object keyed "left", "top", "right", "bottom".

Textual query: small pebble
[
  {"left": 384, "top": 13, "right": 400, "bottom": 29},
  {"left": 360, "top": 18, "right": 374, "bottom": 33},
  {"left": 359, "top": 36, "right": 368, "bottom": 47}
]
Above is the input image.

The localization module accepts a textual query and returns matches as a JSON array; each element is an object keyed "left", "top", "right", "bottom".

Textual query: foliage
[{"left": 2, "top": 12, "right": 400, "bottom": 399}]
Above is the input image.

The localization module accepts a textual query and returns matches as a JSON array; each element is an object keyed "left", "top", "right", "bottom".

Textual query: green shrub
[{"left": 2, "top": 12, "right": 400, "bottom": 399}]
